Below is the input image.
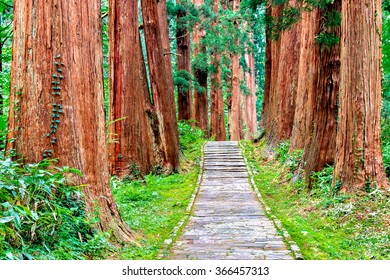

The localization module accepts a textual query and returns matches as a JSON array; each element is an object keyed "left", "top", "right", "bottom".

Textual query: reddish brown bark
[
  {"left": 261, "top": 2, "right": 282, "bottom": 135},
  {"left": 334, "top": 0, "right": 388, "bottom": 190},
  {"left": 7, "top": 0, "right": 133, "bottom": 242},
  {"left": 193, "top": 0, "right": 209, "bottom": 135},
  {"left": 302, "top": 3, "right": 340, "bottom": 181},
  {"left": 229, "top": 0, "right": 242, "bottom": 141},
  {"left": 141, "top": 0, "right": 181, "bottom": 172},
  {"left": 290, "top": 9, "right": 319, "bottom": 151},
  {"left": 176, "top": 0, "right": 192, "bottom": 121},
  {"left": 108, "top": 0, "right": 155, "bottom": 177},
  {"left": 243, "top": 50, "right": 258, "bottom": 140},
  {"left": 157, "top": 0, "right": 175, "bottom": 97},
  {"left": 262, "top": 1, "right": 300, "bottom": 146},
  {"left": 210, "top": 0, "right": 226, "bottom": 141}
]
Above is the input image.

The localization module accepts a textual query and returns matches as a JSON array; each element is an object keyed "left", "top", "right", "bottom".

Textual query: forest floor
[
  {"left": 168, "top": 141, "right": 293, "bottom": 260},
  {"left": 241, "top": 140, "right": 390, "bottom": 260}
]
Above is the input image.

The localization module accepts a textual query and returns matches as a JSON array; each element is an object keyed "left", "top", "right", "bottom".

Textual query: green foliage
[
  {"left": 242, "top": 141, "right": 390, "bottom": 260},
  {"left": 174, "top": 70, "right": 193, "bottom": 93},
  {"left": 112, "top": 122, "right": 206, "bottom": 259},
  {"left": 381, "top": 121, "right": 390, "bottom": 177},
  {"left": 315, "top": 32, "right": 340, "bottom": 48},
  {"left": 0, "top": 158, "right": 111, "bottom": 260}
]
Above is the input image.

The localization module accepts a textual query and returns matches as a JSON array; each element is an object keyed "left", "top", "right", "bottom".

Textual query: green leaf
[{"left": 0, "top": 216, "right": 15, "bottom": 224}]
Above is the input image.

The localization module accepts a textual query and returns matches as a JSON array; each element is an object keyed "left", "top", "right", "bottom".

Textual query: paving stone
[{"left": 169, "top": 141, "right": 293, "bottom": 260}]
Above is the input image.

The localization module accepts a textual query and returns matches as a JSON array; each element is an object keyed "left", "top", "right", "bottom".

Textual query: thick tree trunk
[
  {"left": 261, "top": 2, "right": 282, "bottom": 135},
  {"left": 210, "top": 0, "right": 226, "bottom": 141},
  {"left": 193, "top": 0, "right": 209, "bottom": 135},
  {"left": 290, "top": 9, "right": 319, "bottom": 151},
  {"left": 7, "top": 0, "right": 134, "bottom": 242},
  {"left": 270, "top": 0, "right": 300, "bottom": 145},
  {"left": 334, "top": 0, "right": 388, "bottom": 190},
  {"left": 176, "top": 0, "right": 192, "bottom": 121},
  {"left": 142, "top": 0, "right": 181, "bottom": 172},
  {"left": 229, "top": 0, "right": 242, "bottom": 141},
  {"left": 108, "top": 0, "right": 155, "bottom": 177},
  {"left": 262, "top": 1, "right": 300, "bottom": 146},
  {"left": 303, "top": 3, "right": 340, "bottom": 181}
]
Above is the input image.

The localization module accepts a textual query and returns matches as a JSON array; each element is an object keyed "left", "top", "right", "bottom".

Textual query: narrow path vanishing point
[{"left": 169, "top": 141, "right": 293, "bottom": 260}]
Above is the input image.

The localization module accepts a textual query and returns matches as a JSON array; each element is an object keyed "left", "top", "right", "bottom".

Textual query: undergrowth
[
  {"left": 112, "top": 121, "right": 206, "bottom": 259},
  {"left": 0, "top": 158, "right": 112, "bottom": 260},
  {"left": 242, "top": 140, "right": 390, "bottom": 260}
]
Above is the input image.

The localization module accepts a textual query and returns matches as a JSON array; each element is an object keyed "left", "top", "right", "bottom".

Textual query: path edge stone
[
  {"left": 239, "top": 141, "right": 304, "bottom": 260},
  {"left": 157, "top": 141, "right": 208, "bottom": 259}
]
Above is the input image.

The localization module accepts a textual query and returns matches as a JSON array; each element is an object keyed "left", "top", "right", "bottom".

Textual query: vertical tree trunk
[
  {"left": 7, "top": 0, "right": 133, "bottom": 242},
  {"left": 243, "top": 49, "right": 258, "bottom": 140},
  {"left": 262, "top": 1, "right": 300, "bottom": 146},
  {"left": 142, "top": 0, "right": 181, "bottom": 172},
  {"left": 270, "top": 0, "right": 300, "bottom": 145},
  {"left": 229, "top": 0, "right": 242, "bottom": 141},
  {"left": 261, "top": 2, "right": 282, "bottom": 134},
  {"left": 210, "top": 0, "right": 226, "bottom": 141},
  {"left": 176, "top": 0, "right": 192, "bottom": 121},
  {"left": 193, "top": 0, "right": 209, "bottom": 135},
  {"left": 334, "top": 0, "right": 388, "bottom": 190},
  {"left": 108, "top": 0, "right": 155, "bottom": 177},
  {"left": 290, "top": 9, "right": 319, "bottom": 151},
  {"left": 157, "top": 0, "right": 175, "bottom": 97},
  {"left": 303, "top": 3, "right": 340, "bottom": 181}
]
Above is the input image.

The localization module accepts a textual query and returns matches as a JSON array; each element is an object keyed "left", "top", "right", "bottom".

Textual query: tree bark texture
[
  {"left": 142, "top": 0, "right": 181, "bottom": 172},
  {"left": 269, "top": 0, "right": 300, "bottom": 145},
  {"left": 229, "top": 0, "right": 242, "bottom": 141},
  {"left": 261, "top": 2, "right": 282, "bottom": 136},
  {"left": 302, "top": 3, "right": 340, "bottom": 181},
  {"left": 243, "top": 47, "right": 258, "bottom": 140},
  {"left": 108, "top": 0, "right": 155, "bottom": 177},
  {"left": 192, "top": 0, "right": 209, "bottom": 135},
  {"left": 7, "top": 0, "right": 134, "bottom": 242},
  {"left": 210, "top": 0, "right": 226, "bottom": 141},
  {"left": 290, "top": 8, "right": 319, "bottom": 151},
  {"left": 176, "top": 0, "right": 192, "bottom": 121},
  {"left": 334, "top": 0, "right": 388, "bottom": 190},
  {"left": 157, "top": 0, "right": 175, "bottom": 97}
]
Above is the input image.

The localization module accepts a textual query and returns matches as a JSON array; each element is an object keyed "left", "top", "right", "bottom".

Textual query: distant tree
[
  {"left": 210, "top": 0, "right": 226, "bottom": 141},
  {"left": 192, "top": 0, "right": 209, "bottom": 136},
  {"left": 176, "top": 0, "right": 193, "bottom": 121}
]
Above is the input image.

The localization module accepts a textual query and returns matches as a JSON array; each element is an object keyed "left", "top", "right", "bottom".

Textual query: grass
[
  {"left": 241, "top": 140, "right": 390, "bottom": 260},
  {"left": 111, "top": 122, "right": 205, "bottom": 259}
]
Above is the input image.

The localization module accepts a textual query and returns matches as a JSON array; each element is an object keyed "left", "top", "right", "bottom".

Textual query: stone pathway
[{"left": 169, "top": 141, "right": 293, "bottom": 260}]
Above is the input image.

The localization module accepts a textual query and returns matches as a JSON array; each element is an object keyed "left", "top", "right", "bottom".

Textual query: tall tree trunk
[
  {"left": 262, "top": 1, "right": 300, "bottom": 146},
  {"left": 142, "top": 0, "right": 181, "bottom": 172},
  {"left": 193, "top": 0, "right": 209, "bottom": 135},
  {"left": 290, "top": 9, "right": 319, "bottom": 151},
  {"left": 334, "top": 0, "right": 388, "bottom": 190},
  {"left": 229, "top": 0, "right": 242, "bottom": 141},
  {"left": 176, "top": 0, "right": 192, "bottom": 121},
  {"left": 157, "top": 0, "right": 175, "bottom": 97},
  {"left": 7, "top": 0, "right": 133, "bottom": 242},
  {"left": 261, "top": 2, "right": 282, "bottom": 135},
  {"left": 243, "top": 49, "right": 258, "bottom": 140},
  {"left": 108, "top": 0, "right": 155, "bottom": 177},
  {"left": 303, "top": 3, "right": 340, "bottom": 181},
  {"left": 210, "top": 0, "right": 226, "bottom": 141}
]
